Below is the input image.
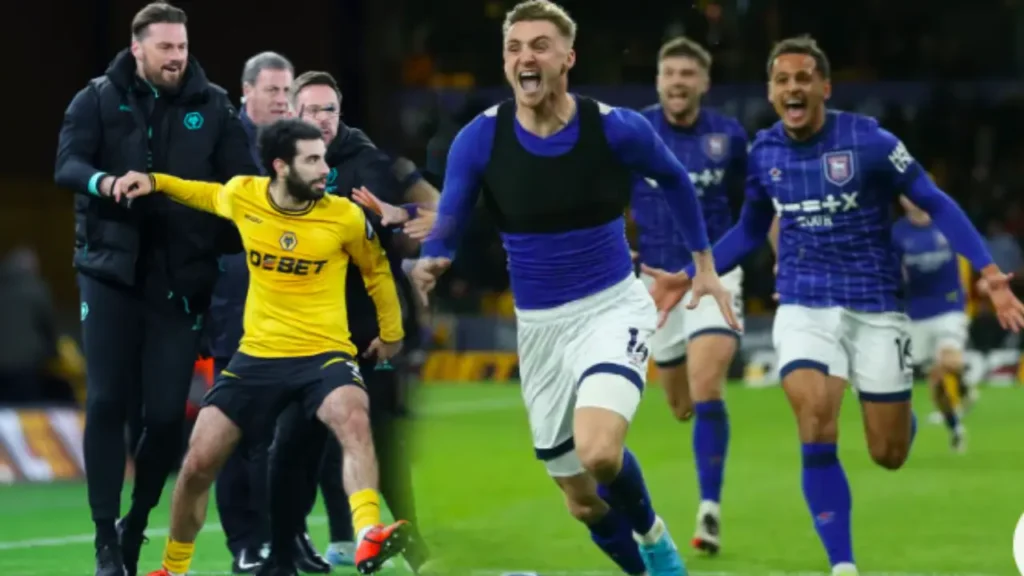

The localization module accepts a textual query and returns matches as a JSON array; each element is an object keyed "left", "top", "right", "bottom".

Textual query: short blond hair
[
  {"left": 502, "top": 0, "right": 577, "bottom": 44},
  {"left": 659, "top": 37, "right": 712, "bottom": 70}
]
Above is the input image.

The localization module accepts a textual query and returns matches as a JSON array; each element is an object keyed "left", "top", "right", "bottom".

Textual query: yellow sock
[
  {"left": 943, "top": 373, "right": 962, "bottom": 409},
  {"left": 162, "top": 539, "right": 195, "bottom": 575},
  {"left": 349, "top": 488, "right": 381, "bottom": 537}
]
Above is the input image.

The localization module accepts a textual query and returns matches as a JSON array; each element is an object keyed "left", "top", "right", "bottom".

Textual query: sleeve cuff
[{"left": 87, "top": 172, "right": 107, "bottom": 196}]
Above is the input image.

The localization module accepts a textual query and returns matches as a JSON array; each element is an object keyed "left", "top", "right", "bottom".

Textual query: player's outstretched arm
[
  {"left": 675, "top": 197, "right": 774, "bottom": 285},
  {"left": 679, "top": 155, "right": 776, "bottom": 279},
  {"left": 882, "top": 132, "right": 1024, "bottom": 330},
  {"left": 344, "top": 207, "right": 405, "bottom": 344},
  {"left": 605, "top": 107, "right": 710, "bottom": 256},
  {"left": 115, "top": 172, "right": 233, "bottom": 219},
  {"left": 420, "top": 115, "right": 489, "bottom": 261}
]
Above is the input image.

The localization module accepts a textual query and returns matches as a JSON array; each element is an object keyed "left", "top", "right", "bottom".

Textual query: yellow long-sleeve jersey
[{"left": 153, "top": 174, "right": 404, "bottom": 358}]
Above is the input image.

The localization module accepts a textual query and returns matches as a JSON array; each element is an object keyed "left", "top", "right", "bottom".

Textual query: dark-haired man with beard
[
  {"left": 53, "top": 3, "right": 256, "bottom": 575},
  {"left": 115, "top": 118, "right": 411, "bottom": 576},
  {"left": 264, "top": 71, "right": 437, "bottom": 573}
]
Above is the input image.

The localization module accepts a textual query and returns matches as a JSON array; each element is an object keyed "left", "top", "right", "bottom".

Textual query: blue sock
[
  {"left": 693, "top": 400, "right": 730, "bottom": 503},
  {"left": 586, "top": 507, "right": 646, "bottom": 575},
  {"left": 602, "top": 449, "right": 657, "bottom": 535},
  {"left": 910, "top": 412, "right": 918, "bottom": 446},
  {"left": 801, "top": 443, "right": 854, "bottom": 567},
  {"left": 942, "top": 410, "right": 959, "bottom": 431}
]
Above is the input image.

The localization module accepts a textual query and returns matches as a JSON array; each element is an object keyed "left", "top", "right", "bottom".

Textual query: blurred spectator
[
  {"left": 0, "top": 248, "right": 58, "bottom": 404},
  {"left": 984, "top": 219, "right": 1024, "bottom": 278}
]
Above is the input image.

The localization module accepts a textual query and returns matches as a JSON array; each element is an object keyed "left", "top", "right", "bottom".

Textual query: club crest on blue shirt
[
  {"left": 701, "top": 133, "right": 729, "bottom": 162},
  {"left": 822, "top": 150, "right": 855, "bottom": 186},
  {"left": 279, "top": 231, "right": 297, "bottom": 251}
]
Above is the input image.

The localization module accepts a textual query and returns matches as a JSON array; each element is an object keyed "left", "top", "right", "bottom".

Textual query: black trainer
[
  {"left": 254, "top": 556, "right": 299, "bottom": 576},
  {"left": 116, "top": 518, "right": 148, "bottom": 576},
  {"left": 292, "top": 532, "right": 330, "bottom": 573},
  {"left": 232, "top": 546, "right": 265, "bottom": 574},
  {"left": 95, "top": 542, "right": 127, "bottom": 576}
]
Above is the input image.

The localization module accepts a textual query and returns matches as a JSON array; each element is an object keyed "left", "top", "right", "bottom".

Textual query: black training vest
[{"left": 481, "top": 96, "right": 633, "bottom": 234}]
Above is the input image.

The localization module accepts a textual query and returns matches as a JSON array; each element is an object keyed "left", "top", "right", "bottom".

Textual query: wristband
[{"left": 401, "top": 203, "right": 419, "bottom": 220}]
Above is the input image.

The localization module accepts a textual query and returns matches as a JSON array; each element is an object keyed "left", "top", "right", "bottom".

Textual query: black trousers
[
  {"left": 213, "top": 357, "right": 270, "bottom": 557},
  {"left": 269, "top": 357, "right": 429, "bottom": 567},
  {"left": 78, "top": 273, "right": 201, "bottom": 534}
]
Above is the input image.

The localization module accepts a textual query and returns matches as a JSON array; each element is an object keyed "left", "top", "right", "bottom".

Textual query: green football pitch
[{"left": 0, "top": 383, "right": 1020, "bottom": 575}]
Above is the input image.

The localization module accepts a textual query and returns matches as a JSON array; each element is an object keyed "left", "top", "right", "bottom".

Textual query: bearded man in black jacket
[{"left": 53, "top": 3, "right": 258, "bottom": 576}]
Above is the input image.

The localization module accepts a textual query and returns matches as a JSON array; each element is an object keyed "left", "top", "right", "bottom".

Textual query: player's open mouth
[
  {"left": 518, "top": 71, "right": 541, "bottom": 94},
  {"left": 163, "top": 65, "right": 182, "bottom": 74},
  {"left": 666, "top": 90, "right": 688, "bottom": 102},
  {"left": 784, "top": 99, "right": 807, "bottom": 122}
]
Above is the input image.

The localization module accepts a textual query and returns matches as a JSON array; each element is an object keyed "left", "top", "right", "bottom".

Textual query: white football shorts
[
  {"left": 907, "top": 311, "right": 968, "bottom": 365},
  {"left": 773, "top": 304, "right": 913, "bottom": 402},
  {"left": 516, "top": 274, "right": 657, "bottom": 476},
  {"left": 639, "top": 267, "right": 744, "bottom": 364}
]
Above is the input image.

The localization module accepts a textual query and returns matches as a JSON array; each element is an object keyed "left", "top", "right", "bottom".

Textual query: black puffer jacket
[{"left": 54, "top": 49, "right": 258, "bottom": 312}]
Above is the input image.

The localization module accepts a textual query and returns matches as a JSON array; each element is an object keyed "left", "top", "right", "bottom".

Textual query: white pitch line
[
  {"left": 0, "top": 396, "right": 1001, "bottom": 576},
  {"left": 0, "top": 531, "right": 1003, "bottom": 576},
  {"left": 0, "top": 396, "right": 511, "bottom": 554},
  {"left": 0, "top": 517, "right": 326, "bottom": 552}
]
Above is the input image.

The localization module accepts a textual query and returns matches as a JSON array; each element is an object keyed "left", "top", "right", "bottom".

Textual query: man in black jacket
[
  {"left": 259, "top": 70, "right": 436, "bottom": 574},
  {"left": 53, "top": 4, "right": 257, "bottom": 576},
  {"left": 209, "top": 50, "right": 294, "bottom": 575}
]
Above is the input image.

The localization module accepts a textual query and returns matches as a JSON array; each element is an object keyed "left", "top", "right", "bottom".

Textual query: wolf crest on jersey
[
  {"left": 279, "top": 231, "right": 297, "bottom": 251},
  {"left": 822, "top": 150, "right": 855, "bottom": 187}
]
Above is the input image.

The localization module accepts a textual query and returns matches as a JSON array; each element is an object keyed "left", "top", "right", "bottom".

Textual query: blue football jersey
[
  {"left": 747, "top": 110, "right": 921, "bottom": 312},
  {"left": 891, "top": 217, "right": 964, "bottom": 320},
  {"left": 631, "top": 106, "right": 747, "bottom": 271}
]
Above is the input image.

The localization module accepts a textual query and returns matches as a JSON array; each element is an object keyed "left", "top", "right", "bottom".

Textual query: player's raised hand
[
  {"left": 690, "top": 270, "right": 742, "bottom": 332},
  {"left": 981, "top": 271, "right": 1024, "bottom": 332},
  {"left": 402, "top": 208, "right": 437, "bottom": 241},
  {"left": 352, "top": 186, "right": 411, "bottom": 226},
  {"left": 364, "top": 337, "right": 403, "bottom": 362},
  {"left": 641, "top": 264, "right": 691, "bottom": 328},
  {"left": 113, "top": 171, "right": 153, "bottom": 203},
  {"left": 410, "top": 257, "right": 451, "bottom": 304}
]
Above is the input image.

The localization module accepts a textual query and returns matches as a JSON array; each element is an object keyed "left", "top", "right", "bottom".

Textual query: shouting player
[
  {"left": 412, "top": 2, "right": 736, "bottom": 574},
  {"left": 892, "top": 195, "right": 969, "bottom": 451},
  {"left": 631, "top": 36, "right": 747, "bottom": 554},
  {"left": 644, "top": 36, "right": 1024, "bottom": 576},
  {"left": 114, "top": 119, "right": 410, "bottom": 576}
]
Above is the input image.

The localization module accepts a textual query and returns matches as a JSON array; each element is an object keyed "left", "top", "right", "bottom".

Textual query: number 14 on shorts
[
  {"left": 895, "top": 335, "right": 913, "bottom": 384},
  {"left": 627, "top": 327, "right": 650, "bottom": 368}
]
